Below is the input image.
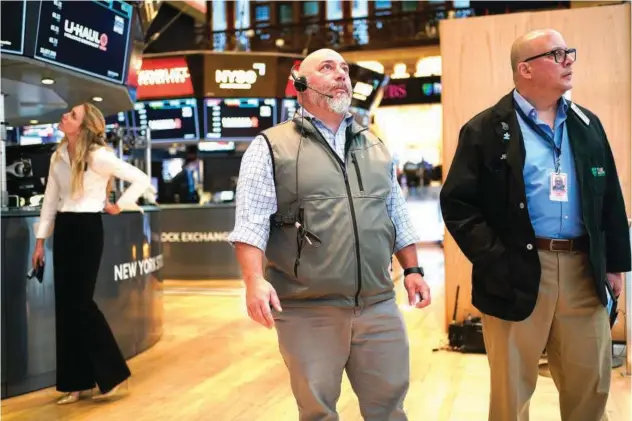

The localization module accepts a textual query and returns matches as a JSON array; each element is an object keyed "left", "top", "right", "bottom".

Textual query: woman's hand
[
  {"left": 104, "top": 202, "right": 121, "bottom": 215},
  {"left": 31, "top": 243, "right": 45, "bottom": 269}
]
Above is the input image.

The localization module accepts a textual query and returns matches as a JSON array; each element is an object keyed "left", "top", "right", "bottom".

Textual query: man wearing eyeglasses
[{"left": 440, "top": 29, "right": 630, "bottom": 421}]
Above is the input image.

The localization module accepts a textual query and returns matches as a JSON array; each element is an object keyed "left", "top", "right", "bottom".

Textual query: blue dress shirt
[{"left": 513, "top": 89, "right": 585, "bottom": 239}]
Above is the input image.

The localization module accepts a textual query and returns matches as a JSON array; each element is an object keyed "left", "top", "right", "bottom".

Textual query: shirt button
[
  {"left": 526, "top": 244, "right": 533, "bottom": 251},
  {"left": 519, "top": 202, "right": 525, "bottom": 209},
  {"left": 564, "top": 215, "right": 569, "bottom": 219}
]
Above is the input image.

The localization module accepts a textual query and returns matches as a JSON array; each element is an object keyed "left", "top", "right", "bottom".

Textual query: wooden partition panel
[{"left": 440, "top": 3, "right": 631, "bottom": 342}]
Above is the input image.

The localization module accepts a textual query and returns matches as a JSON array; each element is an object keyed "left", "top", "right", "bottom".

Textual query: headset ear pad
[{"left": 292, "top": 70, "right": 308, "bottom": 93}]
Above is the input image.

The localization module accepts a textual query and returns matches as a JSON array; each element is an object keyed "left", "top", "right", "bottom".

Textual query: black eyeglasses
[{"left": 523, "top": 48, "right": 577, "bottom": 64}]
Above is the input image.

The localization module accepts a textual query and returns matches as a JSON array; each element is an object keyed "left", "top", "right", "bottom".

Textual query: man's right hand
[{"left": 245, "top": 277, "right": 282, "bottom": 329}]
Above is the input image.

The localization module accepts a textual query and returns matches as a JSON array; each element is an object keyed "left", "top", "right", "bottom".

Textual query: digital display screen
[
  {"left": 0, "top": 0, "right": 26, "bottom": 54},
  {"left": 280, "top": 99, "right": 298, "bottom": 122},
  {"left": 19, "top": 124, "right": 65, "bottom": 145},
  {"left": 133, "top": 98, "right": 200, "bottom": 143},
  {"left": 203, "top": 98, "right": 277, "bottom": 141},
  {"left": 105, "top": 111, "right": 129, "bottom": 133},
  {"left": 162, "top": 158, "right": 184, "bottom": 181},
  {"left": 204, "top": 55, "right": 278, "bottom": 98},
  {"left": 380, "top": 76, "right": 442, "bottom": 106},
  {"left": 349, "top": 64, "right": 386, "bottom": 110},
  {"left": 34, "top": 0, "right": 133, "bottom": 84},
  {"left": 5, "top": 126, "right": 20, "bottom": 144}
]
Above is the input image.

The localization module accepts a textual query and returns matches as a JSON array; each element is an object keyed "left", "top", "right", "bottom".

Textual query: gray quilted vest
[{"left": 260, "top": 115, "right": 397, "bottom": 308}]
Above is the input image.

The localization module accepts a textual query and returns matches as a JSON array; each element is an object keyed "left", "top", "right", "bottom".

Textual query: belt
[{"left": 535, "top": 236, "right": 589, "bottom": 253}]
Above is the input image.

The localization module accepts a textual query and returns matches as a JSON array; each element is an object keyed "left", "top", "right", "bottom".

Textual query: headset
[{"left": 290, "top": 70, "right": 333, "bottom": 99}]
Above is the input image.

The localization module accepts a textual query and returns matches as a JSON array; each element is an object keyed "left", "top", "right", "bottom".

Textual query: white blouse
[{"left": 35, "top": 144, "right": 153, "bottom": 239}]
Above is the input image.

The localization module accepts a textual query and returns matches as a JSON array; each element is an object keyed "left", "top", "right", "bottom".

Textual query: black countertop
[{"left": 1, "top": 206, "right": 162, "bottom": 218}]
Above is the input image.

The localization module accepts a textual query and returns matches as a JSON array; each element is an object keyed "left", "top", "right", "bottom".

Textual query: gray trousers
[{"left": 273, "top": 298, "right": 410, "bottom": 421}]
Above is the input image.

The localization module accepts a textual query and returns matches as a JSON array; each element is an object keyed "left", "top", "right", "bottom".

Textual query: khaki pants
[
  {"left": 273, "top": 298, "right": 409, "bottom": 421},
  {"left": 482, "top": 250, "right": 611, "bottom": 421}
]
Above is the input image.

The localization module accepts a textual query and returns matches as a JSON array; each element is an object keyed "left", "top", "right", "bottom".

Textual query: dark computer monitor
[
  {"left": 202, "top": 154, "right": 242, "bottom": 194},
  {"left": 5, "top": 143, "right": 58, "bottom": 204}
]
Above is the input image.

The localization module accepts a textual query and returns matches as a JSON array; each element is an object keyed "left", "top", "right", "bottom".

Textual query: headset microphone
[{"left": 291, "top": 70, "right": 334, "bottom": 99}]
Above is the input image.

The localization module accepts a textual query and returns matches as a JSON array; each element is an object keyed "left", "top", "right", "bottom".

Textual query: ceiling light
[
  {"left": 41, "top": 78, "right": 55, "bottom": 85},
  {"left": 30, "top": 120, "right": 39, "bottom": 124},
  {"left": 92, "top": 96, "right": 103, "bottom": 102}
]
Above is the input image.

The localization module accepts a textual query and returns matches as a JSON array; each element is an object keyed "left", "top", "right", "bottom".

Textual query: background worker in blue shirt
[{"left": 440, "top": 29, "right": 631, "bottom": 421}]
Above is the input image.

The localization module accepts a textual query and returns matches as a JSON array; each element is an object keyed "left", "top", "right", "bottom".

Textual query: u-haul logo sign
[{"left": 64, "top": 20, "right": 107, "bottom": 51}]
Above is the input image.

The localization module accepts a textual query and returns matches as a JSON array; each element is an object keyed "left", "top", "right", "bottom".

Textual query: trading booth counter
[
  {"left": 159, "top": 203, "right": 241, "bottom": 280},
  {"left": 1, "top": 206, "right": 163, "bottom": 399}
]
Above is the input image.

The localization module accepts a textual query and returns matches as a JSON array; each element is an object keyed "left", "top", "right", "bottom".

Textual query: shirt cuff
[{"left": 227, "top": 226, "right": 268, "bottom": 252}]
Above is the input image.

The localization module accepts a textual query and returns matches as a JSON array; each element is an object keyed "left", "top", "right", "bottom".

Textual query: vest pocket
[
  {"left": 351, "top": 152, "right": 365, "bottom": 193},
  {"left": 294, "top": 207, "right": 305, "bottom": 278}
]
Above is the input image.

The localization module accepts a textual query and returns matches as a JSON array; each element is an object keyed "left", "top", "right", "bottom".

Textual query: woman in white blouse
[{"left": 31, "top": 103, "right": 152, "bottom": 405}]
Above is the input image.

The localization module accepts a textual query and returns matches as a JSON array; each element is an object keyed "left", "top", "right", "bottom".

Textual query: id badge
[{"left": 549, "top": 172, "right": 568, "bottom": 202}]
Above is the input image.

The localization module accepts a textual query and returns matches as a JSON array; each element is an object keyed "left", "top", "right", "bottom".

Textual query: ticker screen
[
  {"left": 34, "top": 0, "right": 133, "bottom": 84},
  {"left": 203, "top": 98, "right": 277, "bottom": 141}
]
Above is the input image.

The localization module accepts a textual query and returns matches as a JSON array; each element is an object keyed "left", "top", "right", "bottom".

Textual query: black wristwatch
[{"left": 404, "top": 266, "right": 424, "bottom": 277}]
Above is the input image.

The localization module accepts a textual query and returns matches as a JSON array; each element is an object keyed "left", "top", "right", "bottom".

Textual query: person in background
[
  {"left": 440, "top": 29, "right": 631, "bottom": 421},
  {"left": 31, "top": 103, "right": 154, "bottom": 404},
  {"left": 170, "top": 145, "right": 200, "bottom": 204},
  {"left": 229, "top": 48, "right": 431, "bottom": 421}
]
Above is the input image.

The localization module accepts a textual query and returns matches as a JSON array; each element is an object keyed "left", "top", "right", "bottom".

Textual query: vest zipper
[
  {"left": 350, "top": 152, "right": 364, "bottom": 192},
  {"left": 310, "top": 125, "right": 365, "bottom": 307}
]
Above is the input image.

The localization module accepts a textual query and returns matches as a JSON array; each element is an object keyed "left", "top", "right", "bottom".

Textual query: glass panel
[
  {"left": 279, "top": 3, "right": 293, "bottom": 24},
  {"left": 351, "top": 0, "right": 368, "bottom": 17},
  {"left": 326, "top": 0, "right": 343, "bottom": 20},
  {"left": 212, "top": 0, "right": 226, "bottom": 31},
  {"left": 453, "top": 0, "right": 470, "bottom": 7},
  {"left": 303, "top": 1, "right": 319, "bottom": 16},
  {"left": 402, "top": 1, "right": 417, "bottom": 12},
  {"left": 375, "top": 0, "right": 391, "bottom": 9},
  {"left": 255, "top": 5, "right": 270, "bottom": 21},
  {"left": 235, "top": 0, "right": 250, "bottom": 29},
  {"left": 351, "top": 0, "right": 368, "bottom": 45}
]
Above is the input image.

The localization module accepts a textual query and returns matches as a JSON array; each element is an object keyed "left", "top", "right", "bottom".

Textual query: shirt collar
[
  {"left": 513, "top": 89, "right": 569, "bottom": 123},
  {"left": 296, "top": 106, "right": 355, "bottom": 131}
]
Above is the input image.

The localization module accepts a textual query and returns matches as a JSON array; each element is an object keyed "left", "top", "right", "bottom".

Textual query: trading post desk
[
  {"left": 1, "top": 206, "right": 163, "bottom": 398},
  {"left": 159, "top": 203, "right": 242, "bottom": 280}
]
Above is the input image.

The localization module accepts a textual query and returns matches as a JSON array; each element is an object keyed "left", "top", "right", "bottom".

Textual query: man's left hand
[
  {"left": 404, "top": 273, "right": 431, "bottom": 308},
  {"left": 607, "top": 272, "right": 624, "bottom": 297}
]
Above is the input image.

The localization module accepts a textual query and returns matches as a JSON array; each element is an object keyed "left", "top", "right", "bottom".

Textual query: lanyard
[{"left": 513, "top": 101, "right": 562, "bottom": 173}]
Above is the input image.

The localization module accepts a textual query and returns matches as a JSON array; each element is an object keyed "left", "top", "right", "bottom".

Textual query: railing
[{"left": 210, "top": 7, "right": 476, "bottom": 53}]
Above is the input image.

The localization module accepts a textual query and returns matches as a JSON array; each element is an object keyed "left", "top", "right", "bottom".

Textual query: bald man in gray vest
[{"left": 228, "top": 49, "right": 431, "bottom": 421}]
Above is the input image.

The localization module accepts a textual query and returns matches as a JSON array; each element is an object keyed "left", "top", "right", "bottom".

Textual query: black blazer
[{"left": 440, "top": 91, "right": 631, "bottom": 321}]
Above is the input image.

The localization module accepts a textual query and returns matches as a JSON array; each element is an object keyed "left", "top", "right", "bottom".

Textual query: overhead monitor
[
  {"left": 4, "top": 126, "right": 20, "bottom": 144},
  {"left": 203, "top": 98, "right": 277, "bottom": 141},
  {"left": 133, "top": 98, "right": 200, "bottom": 143},
  {"left": 19, "top": 123, "right": 65, "bottom": 145},
  {"left": 348, "top": 64, "right": 386, "bottom": 110},
  {"left": 280, "top": 98, "right": 298, "bottom": 122},
  {"left": 104, "top": 111, "right": 129, "bottom": 133},
  {"left": 34, "top": 0, "right": 133, "bottom": 84},
  {"left": 0, "top": 0, "right": 27, "bottom": 55}
]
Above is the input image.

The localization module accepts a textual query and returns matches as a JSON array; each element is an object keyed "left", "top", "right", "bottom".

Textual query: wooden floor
[{"left": 2, "top": 246, "right": 630, "bottom": 420}]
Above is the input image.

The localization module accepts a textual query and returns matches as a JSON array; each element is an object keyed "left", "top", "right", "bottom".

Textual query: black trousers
[{"left": 53, "top": 212, "right": 131, "bottom": 393}]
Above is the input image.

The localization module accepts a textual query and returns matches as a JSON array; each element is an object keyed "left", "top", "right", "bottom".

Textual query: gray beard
[
  {"left": 308, "top": 90, "right": 351, "bottom": 114},
  {"left": 327, "top": 95, "right": 352, "bottom": 114}
]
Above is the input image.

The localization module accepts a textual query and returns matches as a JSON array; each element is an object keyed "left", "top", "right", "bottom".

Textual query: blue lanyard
[{"left": 514, "top": 101, "right": 562, "bottom": 173}]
